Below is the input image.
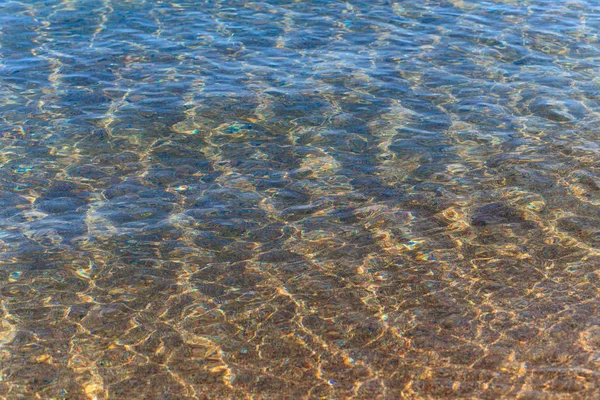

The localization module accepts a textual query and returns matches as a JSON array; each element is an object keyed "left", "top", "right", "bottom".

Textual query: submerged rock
[{"left": 471, "top": 203, "right": 526, "bottom": 227}]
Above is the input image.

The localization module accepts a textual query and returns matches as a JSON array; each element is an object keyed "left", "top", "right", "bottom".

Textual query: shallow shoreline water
[{"left": 1, "top": 0, "right": 600, "bottom": 398}]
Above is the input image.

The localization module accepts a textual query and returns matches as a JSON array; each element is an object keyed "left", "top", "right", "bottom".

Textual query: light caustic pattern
[{"left": 1, "top": 0, "right": 600, "bottom": 398}]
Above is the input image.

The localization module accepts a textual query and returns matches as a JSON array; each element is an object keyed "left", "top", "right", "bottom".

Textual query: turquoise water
[{"left": 1, "top": 0, "right": 600, "bottom": 398}]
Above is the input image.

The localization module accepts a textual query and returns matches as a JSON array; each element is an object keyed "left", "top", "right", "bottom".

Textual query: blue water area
[{"left": 1, "top": 0, "right": 600, "bottom": 398}]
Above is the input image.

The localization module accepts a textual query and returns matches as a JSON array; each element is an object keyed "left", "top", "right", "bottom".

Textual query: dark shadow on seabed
[{"left": 1, "top": 0, "right": 600, "bottom": 398}]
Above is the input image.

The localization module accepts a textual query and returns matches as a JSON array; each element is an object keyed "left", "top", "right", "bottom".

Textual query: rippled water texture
[{"left": 2, "top": 0, "right": 600, "bottom": 398}]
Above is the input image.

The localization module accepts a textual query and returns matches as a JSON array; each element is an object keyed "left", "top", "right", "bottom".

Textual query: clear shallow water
[{"left": 1, "top": 0, "right": 600, "bottom": 398}]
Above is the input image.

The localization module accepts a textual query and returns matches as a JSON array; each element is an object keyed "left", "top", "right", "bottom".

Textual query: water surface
[{"left": 1, "top": 0, "right": 600, "bottom": 398}]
